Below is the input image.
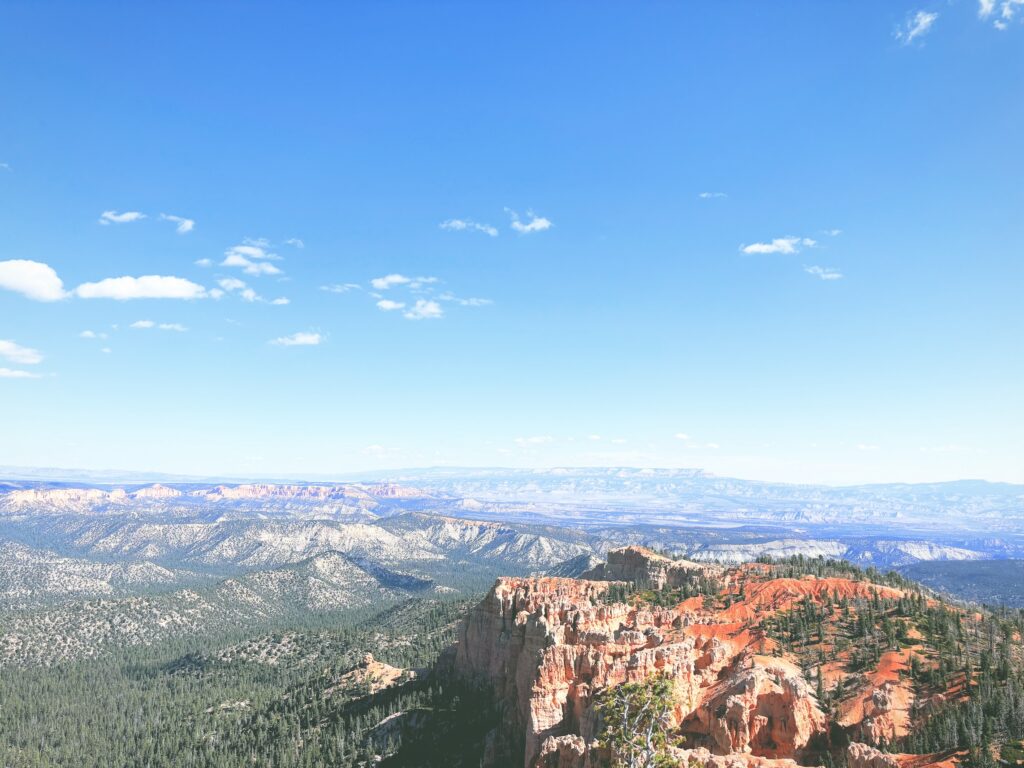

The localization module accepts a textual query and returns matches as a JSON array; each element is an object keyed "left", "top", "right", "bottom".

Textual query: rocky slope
[
  {"left": 450, "top": 547, "right": 995, "bottom": 768},
  {"left": 0, "top": 552, "right": 433, "bottom": 665}
]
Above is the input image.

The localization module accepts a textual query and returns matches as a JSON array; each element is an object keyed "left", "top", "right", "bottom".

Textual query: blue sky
[{"left": 1, "top": 2, "right": 1022, "bottom": 484}]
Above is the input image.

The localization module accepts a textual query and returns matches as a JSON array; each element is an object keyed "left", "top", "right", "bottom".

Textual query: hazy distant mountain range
[{"left": 1, "top": 466, "right": 1022, "bottom": 663}]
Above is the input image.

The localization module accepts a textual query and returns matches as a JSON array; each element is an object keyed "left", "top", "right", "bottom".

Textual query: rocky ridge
[{"left": 451, "top": 547, "right": 967, "bottom": 768}]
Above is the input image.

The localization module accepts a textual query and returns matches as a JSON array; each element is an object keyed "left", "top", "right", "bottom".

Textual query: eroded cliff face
[
  {"left": 580, "top": 545, "right": 720, "bottom": 589},
  {"left": 452, "top": 547, "right": 944, "bottom": 768}
]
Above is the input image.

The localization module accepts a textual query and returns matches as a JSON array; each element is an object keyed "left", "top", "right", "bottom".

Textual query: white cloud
[
  {"left": 230, "top": 244, "right": 279, "bottom": 260},
  {"left": 440, "top": 219, "right": 499, "bottom": 237},
  {"left": 698, "top": 192, "right": 727, "bottom": 199},
  {"left": 506, "top": 208, "right": 553, "bottom": 234},
  {"left": 371, "top": 274, "right": 410, "bottom": 290},
  {"left": 403, "top": 299, "right": 443, "bottom": 320},
  {"left": 1, "top": 261, "right": 208, "bottom": 302},
  {"left": 160, "top": 213, "right": 195, "bottom": 234},
  {"left": 212, "top": 279, "right": 260, "bottom": 302},
  {"left": 514, "top": 435, "right": 554, "bottom": 446},
  {"left": 984, "top": 0, "right": 1024, "bottom": 26},
  {"left": 285, "top": 238, "right": 305, "bottom": 248},
  {"left": 674, "top": 433, "right": 691, "bottom": 441},
  {"left": 376, "top": 299, "right": 406, "bottom": 311},
  {"left": 101, "top": 347, "right": 112, "bottom": 354},
  {"left": 588, "top": 434, "right": 602, "bottom": 441},
  {"left": 221, "top": 243, "right": 283, "bottom": 276},
  {"left": 0, "top": 340, "right": 43, "bottom": 365},
  {"left": 80, "top": 330, "right": 107, "bottom": 340},
  {"left": 741, "top": 236, "right": 816, "bottom": 255},
  {"left": 99, "top": 210, "right": 146, "bottom": 225},
  {"left": 370, "top": 274, "right": 438, "bottom": 291},
  {"left": 195, "top": 258, "right": 212, "bottom": 267},
  {"left": 217, "top": 277, "right": 247, "bottom": 292},
  {"left": 75, "top": 275, "right": 209, "bottom": 300},
  {"left": 321, "top": 283, "right": 361, "bottom": 293},
  {"left": 0, "top": 162, "right": 10, "bottom": 171},
  {"left": 271, "top": 297, "right": 290, "bottom": 305},
  {"left": 438, "top": 292, "right": 492, "bottom": 307},
  {"left": 0, "top": 367, "right": 41, "bottom": 379},
  {"left": 804, "top": 265, "right": 844, "bottom": 281},
  {"left": 856, "top": 443, "right": 880, "bottom": 451},
  {"left": 896, "top": 10, "right": 938, "bottom": 44},
  {"left": 130, "top": 320, "right": 186, "bottom": 331},
  {"left": 0, "top": 259, "right": 67, "bottom": 301},
  {"left": 824, "top": 228, "right": 843, "bottom": 237},
  {"left": 222, "top": 255, "right": 281, "bottom": 276},
  {"left": 270, "top": 331, "right": 322, "bottom": 346}
]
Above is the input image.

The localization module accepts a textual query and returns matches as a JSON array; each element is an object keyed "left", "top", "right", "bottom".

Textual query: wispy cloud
[
  {"left": 99, "top": 210, "right": 146, "bottom": 225},
  {"left": 216, "top": 277, "right": 286, "bottom": 305},
  {"left": 403, "top": 299, "right": 443, "bottom": 320},
  {"left": 741, "top": 236, "right": 817, "bottom": 255},
  {"left": 218, "top": 277, "right": 247, "bottom": 292},
  {"left": 376, "top": 299, "right": 405, "bottom": 311},
  {"left": 698, "top": 192, "right": 728, "bottom": 199},
  {"left": 221, "top": 242, "right": 283, "bottom": 276},
  {"left": 856, "top": 443, "right": 880, "bottom": 451},
  {"left": 285, "top": 238, "right": 305, "bottom": 248},
  {"left": 438, "top": 292, "right": 492, "bottom": 307},
  {"left": 980, "top": 0, "right": 1024, "bottom": 28},
  {"left": 804, "top": 265, "right": 844, "bottom": 281},
  {"left": 0, "top": 260, "right": 67, "bottom": 301},
  {"left": 76, "top": 275, "right": 209, "bottom": 300},
  {"left": 371, "top": 274, "right": 411, "bottom": 290},
  {"left": 824, "top": 228, "right": 843, "bottom": 237},
  {"left": 977, "top": 0, "right": 1020, "bottom": 26},
  {"left": 195, "top": 258, "right": 212, "bottom": 267},
  {"left": 895, "top": 10, "right": 938, "bottom": 44},
  {"left": 0, "top": 368, "right": 42, "bottom": 379},
  {"left": 506, "top": 208, "right": 553, "bottom": 234},
  {"left": 321, "top": 283, "right": 361, "bottom": 293},
  {"left": 440, "top": 219, "right": 499, "bottom": 237},
  {"left": 79, "top": 330, "right": 107, "bottom": 340},
  {"left": 160, "top": 213, "right": 195, "bottom": 234},
  {"left": 370, "top": 274, "right": 437, "bottom": 290},
  {"left": 270, "top": 331, "right": 322, "bottom": 346},
  {"left": 270, "top": 297, "right": 289, "bottom": 305},
  {"left": 674, "top": 432, "right": 691, "bottom": 441},
  {"left": 0, "top": 162, "right": 10, "bottom": 171},
  {"left": 130, "top": 320, "right": 187, "bottom": 331},
  {"left": 0, "top": 340, "right": 43, "bottom": 365}
]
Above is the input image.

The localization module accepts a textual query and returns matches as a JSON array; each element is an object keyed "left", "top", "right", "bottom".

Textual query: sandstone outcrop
[
  {"left": 454, "top": 548, "right": 831, "bottom": 768},
  {"left": 847, "top": 742, "right": 900, "bottom": 768},
  {"left": 581, "top": 545, "right": 721, "bottom": 589},
  {"left": 449, "top": 546, "right": 977, "bottom": 768}
]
